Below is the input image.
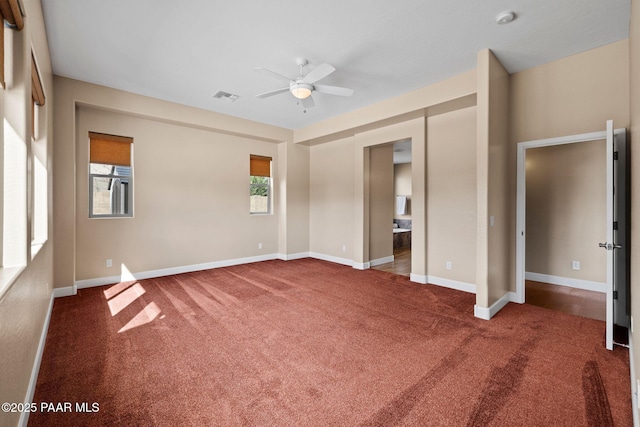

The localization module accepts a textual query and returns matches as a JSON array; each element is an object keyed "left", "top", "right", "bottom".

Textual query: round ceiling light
[
  {"left": 496, "top": 11, "right": 516, "bottom": 25},
  {"left": 290, "top": 82, "right": 312, "bottom": 99}
]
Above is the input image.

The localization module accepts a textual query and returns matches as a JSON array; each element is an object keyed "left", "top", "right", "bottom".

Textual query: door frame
[{"left": 515, "top": 126, "right": 625, "bottom": 348}]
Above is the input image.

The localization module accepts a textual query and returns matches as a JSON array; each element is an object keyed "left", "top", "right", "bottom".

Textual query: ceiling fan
[{"left": 254, "top": 58, "right": 353, "bottom": 108}]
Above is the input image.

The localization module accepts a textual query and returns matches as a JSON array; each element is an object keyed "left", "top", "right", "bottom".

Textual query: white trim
[
  {"left": 515, "top": 126, "right": 625, "bottom": 306},
  {"left": 75, "top": 254, "right": 280, "bottom": 289},
  {"left": 605, "top": 120, "right": 614, "bottom": 351},
  {"left": 474, "top": 304, "right": 491, "bottom": 320},
  {"left": 277, "top": 252, "right": 310, "bottom": 261},
  {"left": 19, "top": 293, "right": 54, "bottom": 427},
  {"left": 369, "top": 256, "right": 394, "bottom": 267},
  {"left": 525, "top": 272, "right": 606, "bottom": 293},
  {"left": 352, "top": 261, "right": 371, "bottom": 270},
  {"left": 308, "top": 252, "right": 353, "bottom": 267},
  {"left": 53, "top": 285, "right": 77, "bottom": 298},
  {"left": 409, "top": 273, "right": 428, "bottom": 284},
  {"left": 474, "top": 292, "right": 517, "bottom": 320},
  {"left": 630, "top": 329, "right": 639, "bottom": 427},
  {"left": 409, "top": 274, "right": 476, "bottom": 294},
  {"left": 428, "top": 276, "right": 476, "bottom": 294}
]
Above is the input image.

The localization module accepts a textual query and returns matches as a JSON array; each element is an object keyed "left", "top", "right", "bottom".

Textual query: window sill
[
  {"left": 0, "top": 265, "right": 27, "bottom": 301},
  {"left": 31, "top": 239, "right": 47, "bottom": 260}
]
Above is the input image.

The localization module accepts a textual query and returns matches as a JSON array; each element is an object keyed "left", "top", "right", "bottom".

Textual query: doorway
[
  {"left": 515, "top": 122, "right": 628, "bottom": 350},
  {"left": 371, "top": 139, "right": 412, "bottom": 276}
]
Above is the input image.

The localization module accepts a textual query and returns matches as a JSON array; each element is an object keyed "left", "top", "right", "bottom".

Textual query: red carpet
[{"left": 29, "top": 259, "right": 631, "bottom": 426}]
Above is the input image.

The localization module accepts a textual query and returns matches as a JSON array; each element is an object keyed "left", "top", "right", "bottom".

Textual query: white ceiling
[{"left": 41, "top": 0, "right": 631, "bottom": 130}]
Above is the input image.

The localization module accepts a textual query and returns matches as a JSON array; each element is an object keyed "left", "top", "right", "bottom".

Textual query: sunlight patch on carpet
[
  {"left": 118, "top": 302, "right": 162, "bottom": 333},
  {"left": 107, "top": 283, "right": 146, "bottom": 316}
]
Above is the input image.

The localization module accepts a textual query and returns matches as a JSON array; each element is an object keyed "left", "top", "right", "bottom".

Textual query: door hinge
[
  {"left": 613, "top": 290, "right": 618, "bottom": 300},
  {"left": 614, "top": 151, "right": 619, "bottom": 160},
  {"left": 613, "top": 221, "right": 618, "bottom": 230}
]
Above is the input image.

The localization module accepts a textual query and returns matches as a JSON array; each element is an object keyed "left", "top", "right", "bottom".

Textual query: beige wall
[
  {"left": 53, "top": 77, "right": 298, "bottom": 287},
  {"left": 510, "top": 40, "right": 629, "bottom": 144},
  {"left": 0, "top": 1, "right": 55, "bottom": 426},
  {"left": 629, "top": 0, "right": 640, "bottom": 420},
  {"left": 476, "top": 49, "right": 510, "bottom": 308},
  {"left": 369, "top": 145, "right": 394, "bottom": 261},
  {"left": 354, "top": 118, "right": 428, "bottom": 274},
  {"left": 75, "top": 107, "right": 280, "bottom": 281},
  {"left": 309, "top": 137, "right": 355, "bottom": 260},
  {"left": 509, "top": 40, "right": 630, "bottom": 300},
  {"left": 526, "top": 141, "right": 606, "bottom": 282},
  {"left": 277, "top": 140, "right": 310, "bottom": 257},
  {"left": 427, "top": 107, "right": 477, "bottom": 283},
  {"left": 393, "top": 163, "right": 412, "bottom": 220}
]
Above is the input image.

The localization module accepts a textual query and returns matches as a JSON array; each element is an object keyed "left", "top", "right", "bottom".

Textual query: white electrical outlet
[
  {"left": 446, "top": 261, "right": 452, "bottom": 270},
  {"left": 258, "top": 243, "right": 263, "bottom": 249},
  {"left": 342, "top": 245, "right": 347, "bottom": 252},
  {"left": 572, "top": 261, "right": 580, "bottom": 270},
  {"left": 489, "top": 216, "right": 495, "bottom": 227},
  {"left": 106, "top": 259, "right": 112, "bottom": 268}
]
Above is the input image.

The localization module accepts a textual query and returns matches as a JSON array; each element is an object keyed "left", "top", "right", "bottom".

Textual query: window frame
[
  {"left": 249, "top": 155, "right": 272, "bottom": 215},
  {"left": 88, "top": 133, "right": 134, "bottom": 219},
  {"left": 249, "top": 176, "right": 271, "bottom": 215}
]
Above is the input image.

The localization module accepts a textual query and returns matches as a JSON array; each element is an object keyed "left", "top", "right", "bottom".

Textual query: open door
[
  {"left": 516, "top": 120, "right": 627, "bottom": 351},
  {"left": 601, "top": 120, "right": 629, "bottom": 350},
  {"left": 601, "top": 120, "right": 614, "bottom": 350}
]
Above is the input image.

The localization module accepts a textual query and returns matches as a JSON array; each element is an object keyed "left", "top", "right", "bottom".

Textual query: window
[
  {"left": 89, "top": 132, "right": 134, "bottom": 218},
  {"left": 250, "top": 155, "right": 271, "bottom": 214},
  {"left": 31, "top": 52, "right": 47, "bottom": 254}
]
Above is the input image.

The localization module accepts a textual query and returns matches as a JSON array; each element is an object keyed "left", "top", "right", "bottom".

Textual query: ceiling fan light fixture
[{"left": 290, "top": 82, "right": 312, "bottom": 99}]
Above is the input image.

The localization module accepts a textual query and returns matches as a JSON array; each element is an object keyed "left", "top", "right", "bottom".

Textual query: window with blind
[
  {"left": 89, "top": 132, "right": 134, "bottom": 218},
  {"left": 31, "top": 52, "right": 45, "bottom": 139},
  {"left": 250, "top": 155, "right": 271, "bottom": 214}
]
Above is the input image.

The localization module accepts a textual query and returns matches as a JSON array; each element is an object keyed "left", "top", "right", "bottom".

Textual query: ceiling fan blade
[
  {"left": 303, "top": 63, "right": 335, "bottom": 84},
  {"left": 256, "top": 87, "right": 290, "bottom": 98},
  {"left": 254, "top": 67, "right": 294, "bottom": 82},
  {"left": 301, "top": 95, "right": 315, "bottom": 108},
  {"left": 314, "top": 84, "right": 354, "bottom": 97}
]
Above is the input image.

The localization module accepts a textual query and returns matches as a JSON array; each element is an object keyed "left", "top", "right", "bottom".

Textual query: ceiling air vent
[{"left": 213, "top": 91, "right": 240, "bottom": 102}]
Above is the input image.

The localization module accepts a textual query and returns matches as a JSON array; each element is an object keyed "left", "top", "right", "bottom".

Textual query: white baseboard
[
  {"left": 53, "top": 285, "right": 76, "bottom": 298},
  {"left": 474, "top": 292, "right": 518, "bottom": 320},
  {"left": 352, "top": 261, "right": 370, "bottom": 270},
  {"left": 370, "top": 256, "right": 394, "bottom": 267},
  {"left": 277, "top": 252, "right": 309, "bottom": 261},
  {"left": 630, "top": 329, "right": 639, "bottom": 427},
  {"left": 75, "top": 253, "right": 281, "bottom": 289},
  {"left": 409, "top": 273, "right": 427, "bottom": 284},
  {"left": 525, "top": 272, "right": 606, "bottom": 293},
  {"left": 428, "top": 276, "right": 476, "bottom": 294},
  {"left": 308, "top": 252, "right": 353, "bottom": 267},
  {"left": 410, "top": 274, "right": 476, "bottom": 294},
  {"left": 19, "top": 292, "right": 54, "bottom": 427}
]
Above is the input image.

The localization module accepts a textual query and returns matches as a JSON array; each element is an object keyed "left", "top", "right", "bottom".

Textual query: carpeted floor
[{"left": 29, "top": 259, "right": 631, "bottom": 426}]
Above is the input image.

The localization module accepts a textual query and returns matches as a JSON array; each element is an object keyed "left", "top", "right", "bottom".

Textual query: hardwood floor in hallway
[
  {"left": 373, "top": 254, "right": 605, "bottom": 323},
  {"left": 371, "top": 247, "right": 411, "bottom": 276},
  {"left": 525, "top": 280, "right": 606, "bottom": 321}
]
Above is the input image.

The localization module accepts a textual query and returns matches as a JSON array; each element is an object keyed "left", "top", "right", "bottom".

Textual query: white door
[
  {"left": 602, "top": 120, "right": 614, "bottom": 350},
  {"left": 516, "top": 121, "right": 620, "bottom": 350}
]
